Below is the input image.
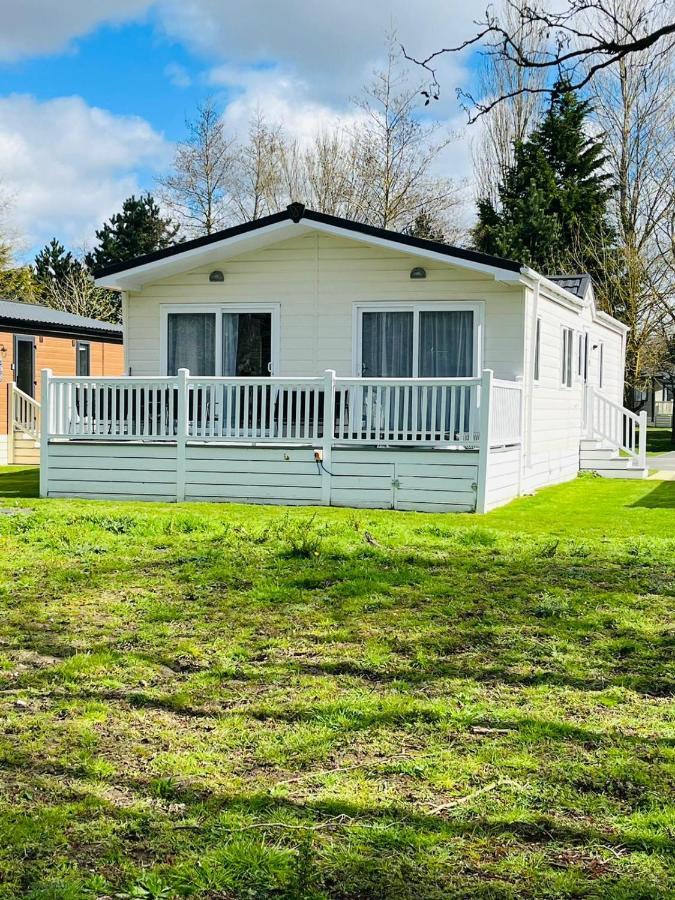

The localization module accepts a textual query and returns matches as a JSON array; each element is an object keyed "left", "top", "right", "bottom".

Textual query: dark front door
[{"left": 14, "top": 336, "right": 35, "bottom": 397}]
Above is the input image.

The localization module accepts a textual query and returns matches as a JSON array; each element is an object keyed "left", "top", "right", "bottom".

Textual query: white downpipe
[{"left": 525, "top": 280, "right": 539, "bottom": 473}]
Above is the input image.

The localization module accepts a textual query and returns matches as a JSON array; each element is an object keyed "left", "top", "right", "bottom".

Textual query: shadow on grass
[
  {"left": 2, "top": 752, "right": 673, "bottom": 860},
  {"left": 630, "top": 481, "right": 675, "bottom": 508},
  {"left": 645, "top": 427, "right": 675, "bottom": 455},
  {"left": 0, "top": 465, "right": 39, "bottom": 498}
]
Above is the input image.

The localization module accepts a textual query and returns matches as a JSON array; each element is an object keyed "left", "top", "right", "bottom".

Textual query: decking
[{"left": 38, "top": 369, "right": 524, "bottom": 512}]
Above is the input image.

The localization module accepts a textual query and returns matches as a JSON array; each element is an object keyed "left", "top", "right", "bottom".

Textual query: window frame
[
  {"left": 561, "top": 325, "right": 574, "bottom": 388},
  {"left": 352, "top": 301, "right": 484, "bottom": 378},
  {"left": 160, "top": 303, "right": 281, "bottom": 377},
  {"left": 533, "top": 316, "right": 542, "bottom": 383}
]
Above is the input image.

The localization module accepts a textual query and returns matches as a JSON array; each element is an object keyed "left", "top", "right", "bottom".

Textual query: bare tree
[
  {"left": 581, "top": 0, "right": 675, "bottom": 404},
  {"left": 230, "top": 113, "right": 288, "bottom": 222},
  {"left": 404, "top": 0, "right": 675, "bottom": 122},
  {"left": 38, "top": 266, "right": 120, "bottom": 323},
  {"left": 471, "top": 0, "right": 548, "bottom": 205},
  {"left": 348, "top": 38, "right": 465, "bottom": 237},
  {"left": 157, "top": 100, "right": 237, "bottom": 236}
]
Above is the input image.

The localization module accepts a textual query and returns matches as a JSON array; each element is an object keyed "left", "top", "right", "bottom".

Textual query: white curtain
[
  {"left": 167, "top": 313, "right": 215, "bottom": 376},
  {"left": 419, "top": 310, "right": 474, "bottom": 377},
  {"left": 361, "top": 311, "right": 414, "bottom": 377},
  {"left": 222, "top": 313, "right": 240, "bottom": 376}
]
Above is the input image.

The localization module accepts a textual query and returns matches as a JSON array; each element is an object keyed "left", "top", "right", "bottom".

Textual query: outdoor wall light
[
  {"left": 410, "top": 266, "right": 427, "bottom": 279},
  {"left": 209, "top": 270, "right": 225, "bottom": 283}
]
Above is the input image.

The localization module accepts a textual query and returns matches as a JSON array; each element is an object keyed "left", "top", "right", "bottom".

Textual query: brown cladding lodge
[{"left": 1, "top": 299, "right": 123, "bottom": 465}]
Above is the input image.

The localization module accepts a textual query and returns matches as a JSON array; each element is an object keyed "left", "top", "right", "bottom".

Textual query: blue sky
[{"left": 0, "top": 1, "right": 477, "bottom": 259}]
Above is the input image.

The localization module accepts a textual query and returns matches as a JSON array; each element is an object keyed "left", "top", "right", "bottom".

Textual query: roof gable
[{"left": 95, "top": 205, "right": 523, "bottom": 291}]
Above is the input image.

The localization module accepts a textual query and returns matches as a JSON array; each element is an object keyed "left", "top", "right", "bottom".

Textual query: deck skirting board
[{"left": 39, "top": 440, "right": 524, "bottom": 512}]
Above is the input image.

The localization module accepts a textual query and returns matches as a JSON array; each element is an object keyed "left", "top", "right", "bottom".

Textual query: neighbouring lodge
[{"left": 1, "top": 299, "right": 123, "bottom": 465}]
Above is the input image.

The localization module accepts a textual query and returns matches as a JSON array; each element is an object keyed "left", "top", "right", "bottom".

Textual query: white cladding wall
[
  {"left": 522, "top": 287, "right": 625, "bottom": 493},
  {"left": 125, "top": 232, "right": 524, "bottom": 379},
  {"left": 0, "top": 435, "right": 7, "bottom": 466},
  {"left": 44, "top": 441, "right": 480, "bottom": 512}
]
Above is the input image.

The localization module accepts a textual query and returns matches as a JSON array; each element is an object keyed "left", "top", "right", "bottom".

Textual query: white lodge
[{"left": 38, "top": 205, "right": 647, "bottom": 512}]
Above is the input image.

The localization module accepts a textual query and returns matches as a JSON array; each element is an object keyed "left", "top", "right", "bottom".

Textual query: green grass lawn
[{"left": 0, "top": 470, "right": 673, "bottom": 899}]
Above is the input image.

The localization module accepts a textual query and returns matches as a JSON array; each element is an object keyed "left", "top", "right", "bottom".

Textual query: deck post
[
  {"left": 175, "top": 368, "right": 189, "bottom": 503},
  {"left": 584, "top": 385, "right": 594, "bottom": 439},
  {"left": 39, "top": 369, "right": 52, "bottom": 498},
  {"left": 638, "top": 409, "right": 647, "bottom": 470},
  {"left": 321, "top": 369, "right": 336, "bottom": 506},
  {"left": 475, "top": 369, "right": 493, "bottom": 514}
]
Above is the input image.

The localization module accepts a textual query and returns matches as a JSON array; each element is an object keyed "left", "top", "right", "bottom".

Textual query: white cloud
[
  {"left": 0, "top": 0, "right": 152, "bottom": 61},
  {"left": 0, "top": 1, "right": 482, "bottom": 244},
  {"left": 168, "top": 1, "right": 478, "bottom": 185},
  {"left": 0, "top": 95, "right": 171, "bottom": 253},
  {"left": 157, "top": 0, "right": 475, "bottom": 107},
  {"left": 164, "top": 62, "right": 192, "bottom": 89}
]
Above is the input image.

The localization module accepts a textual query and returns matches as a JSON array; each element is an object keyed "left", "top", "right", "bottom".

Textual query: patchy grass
[{"left": 0, "top": 474, "right": 673, "bottom": 898}]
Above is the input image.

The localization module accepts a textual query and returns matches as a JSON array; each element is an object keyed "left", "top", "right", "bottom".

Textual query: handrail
[
  {"left": 586, "top": 386, "right": 646, "bottom": 468},
  {"left": 11, "top": 384, "right": 41, "bottom": 441},
  {"left": 41, "top": 369, "right": 523, "bottom": 450}
]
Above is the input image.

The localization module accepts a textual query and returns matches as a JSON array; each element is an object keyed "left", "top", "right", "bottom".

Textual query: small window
[
  {"left": 76, "top": 341, "right": 90, "bottom": 377},
  {"left": 534, "top": 317, "right": 542, "bottom": 382},
  {"left": 561, "top": 327, "right": 573, "bottom": 388},
  {"left": 598, "top": 342, "right": 604, "bottom": 389},
  {"left": 578, "top": 334, "right": 584, "bottom": 378}
]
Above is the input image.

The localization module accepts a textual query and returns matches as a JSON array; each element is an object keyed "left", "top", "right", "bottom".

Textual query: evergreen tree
[
  {"left": 34, "top": 238, "right": 81, "bottom": 286},
  {"left": 473, "top": 80, "right": 613, "bottom": 274},
  {"left": 406, "top": 209, "right": 447, "bottom": 242},
  {"left": 85, "top": 194, "right": 181, "bottom": 271}
]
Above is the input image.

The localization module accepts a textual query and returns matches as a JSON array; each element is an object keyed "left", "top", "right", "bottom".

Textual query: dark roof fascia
[
  {"left": 302, "top": 209, "right": 522, "bottom": 273},
  {"left": 0, "top": 317, "right": 123, "bottom": 343},
  {"left": 94, "top": 206, "right": 523, "bottom": 279},
  {"left": 93, "top": 209, "right": 292, "bottom": 278}
]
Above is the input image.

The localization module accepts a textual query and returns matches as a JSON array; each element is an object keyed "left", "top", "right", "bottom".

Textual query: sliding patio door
[
  {"left": 167, "top": 312, "right": 217, "bottom": 376},
  {"left": 165, "top": 307, "right": 277, "bottom": 437},
  {"left": 361, "top": 311, "right": 414, "bottom": 377},
  {"left": 222, "top": 312, "right": 272, "bottom": 377},
  {"left": 358, "top": 305, "right": 479, "bottom": 439},
  {"left": 359, "top": 307, "right": 476, "bottom": 379},
  {"left": 418, "top": 310, "right": 474, "bottom": 377}
]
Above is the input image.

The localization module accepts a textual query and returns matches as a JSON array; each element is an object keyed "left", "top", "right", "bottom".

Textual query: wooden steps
[
  {"left": 579, "top": 440, "right": 647, "bottom": 480},
  {"left": 10, "top": 431, "right": 40, "bottom": 466}
]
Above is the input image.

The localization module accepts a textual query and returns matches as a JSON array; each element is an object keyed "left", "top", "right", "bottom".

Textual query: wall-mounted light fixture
[
  {"left": 410, "top": 266, "right": 427, "bottom": 280},
  {"left": 209, "top": 270, "right": 225, "bottom": 283}
]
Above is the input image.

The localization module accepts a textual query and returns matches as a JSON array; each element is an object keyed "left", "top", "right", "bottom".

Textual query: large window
[
  {"left": 561, "top": 326, "right": 574, "bottom": 387},
  {"left": 164, "top": 306, "right": 279, "bottom": 376},
  {"left": 358, "top": 304, "right": 480, "bottom": 378}
]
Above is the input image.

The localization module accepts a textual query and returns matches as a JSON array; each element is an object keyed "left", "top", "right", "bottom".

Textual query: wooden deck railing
[
  {"left": 586, "top": 387, "right": 647, "bottom": 468},
  {"left": 41, "top": 369, "right": 523, "bottom": 450},
  {"left": 11, "top": 383, "right": 41, "bottom": 440}
]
